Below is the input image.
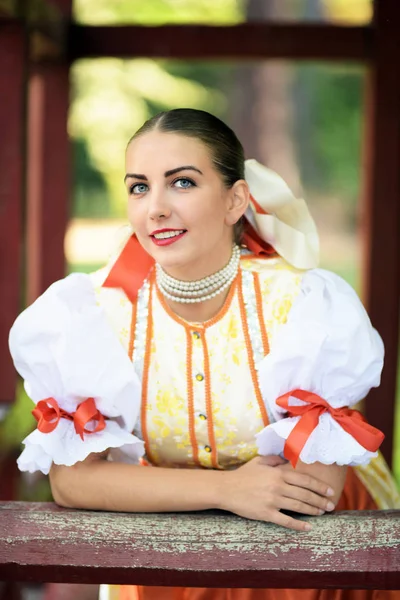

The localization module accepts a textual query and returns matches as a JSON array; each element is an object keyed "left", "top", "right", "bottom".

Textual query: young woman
[{"left": 10, "top": 108, "right": 400, "bottom": 600}]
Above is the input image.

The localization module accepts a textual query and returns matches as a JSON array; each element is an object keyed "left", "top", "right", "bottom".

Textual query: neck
[
  {"left": 156, "top": 244, "right": 240, "bottom": 304},
  {"left": 162, "top": 242, "right": 234, "bottom": 283},
  {"left": 155, "top": 243, "right": 240, "bottom": 322}
]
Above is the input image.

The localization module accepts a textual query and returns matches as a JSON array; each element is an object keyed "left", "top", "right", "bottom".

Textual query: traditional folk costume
[{"left": 10, "top": 161, "right": 400, "bottom": 600}]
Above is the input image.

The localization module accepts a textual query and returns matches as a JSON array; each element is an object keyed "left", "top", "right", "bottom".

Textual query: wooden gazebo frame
[{"left": 1, "top": 0, "right": 399, "bottom": 467}]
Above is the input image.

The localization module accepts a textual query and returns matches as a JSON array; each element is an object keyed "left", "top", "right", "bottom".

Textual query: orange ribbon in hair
[
  {"left": 243, "top": 222, "right": 276, "bottom": 257},
  {"left": 242, "top": 194, "right": 276, "bottom": 257},
  {"left": 276, "top": 389, "right": 384, "bottom": 468},
  {"left": 32, "top": 397, "right": 107, "bottom": 441}
]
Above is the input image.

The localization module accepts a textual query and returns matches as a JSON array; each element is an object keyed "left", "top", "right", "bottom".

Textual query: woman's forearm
[
  {"left": 49, "top": 452, "right": 344, "bottom": 530},
  {"left": 50, "top": 456, "right": 225, "bottom": 513}
]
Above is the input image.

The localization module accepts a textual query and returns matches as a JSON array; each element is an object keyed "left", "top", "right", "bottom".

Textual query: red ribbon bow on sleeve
[
  {"left": 32, "top": 397, "right": 107, "bottom": 441},
  {"left": 276, "top": 389, "right": 384, "bottom": 468}
]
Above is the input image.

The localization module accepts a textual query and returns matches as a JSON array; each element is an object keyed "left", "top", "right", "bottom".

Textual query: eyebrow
[{"left": 124, "top": 165, "right": 203, "bottom": 182}]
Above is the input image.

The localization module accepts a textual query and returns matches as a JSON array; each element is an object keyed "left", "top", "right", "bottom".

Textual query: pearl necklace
[{"left": 156, "top": 244, "right": 241, "bottom": 303}]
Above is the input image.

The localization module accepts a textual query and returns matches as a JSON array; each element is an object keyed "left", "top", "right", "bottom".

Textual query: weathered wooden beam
[
  {"left": 0, "top": 0, "right": 17, "bottom": 17},
  {"left": 0, "top": 22, "right": 26, "bottom": 405},
  {"left": 26, "top": 63, "right": 70, "bottom": 304},
  {"left": 361, "top": 0, "right": 400, "bottom": 467},
  {"left": 28, "top": 0, "right": 67, "bottom": 63},
  {"left": 1, "top": 503, "right": 400, "bottom": 589},
  {"left": 0, "top": 0, "right": 61, "bottom": 21},
  {"left": 0, "top": 0, "right": 67, "bottom": 62},
  {"left": 69, "top": 24, "right": 373, "bottom": 61}
]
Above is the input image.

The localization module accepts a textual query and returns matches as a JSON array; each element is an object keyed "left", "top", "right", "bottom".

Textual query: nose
[{"left": 148, "top": 188, "right": 171, "bottom": 221}]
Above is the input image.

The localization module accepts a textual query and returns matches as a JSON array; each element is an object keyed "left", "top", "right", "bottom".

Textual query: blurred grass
[{"left": 68, "top": 262, "right": 103, "bottom": 274}]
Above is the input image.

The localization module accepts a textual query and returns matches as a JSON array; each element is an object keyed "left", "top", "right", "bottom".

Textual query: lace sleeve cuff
[{"left": 9, "top": 273, "right": 144, "bottom": 474}]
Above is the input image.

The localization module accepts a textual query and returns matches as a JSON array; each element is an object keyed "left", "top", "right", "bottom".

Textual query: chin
[
  {"left": 153, "top": 249, "right": 199, "bottom": 277},
  {"left": 156, "top": 255, "right": 189, "bottom": 271}
]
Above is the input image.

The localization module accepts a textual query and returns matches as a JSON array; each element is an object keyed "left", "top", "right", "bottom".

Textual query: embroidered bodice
[{"left": 91, "top": 256, "right": 302, "bottom": 469}]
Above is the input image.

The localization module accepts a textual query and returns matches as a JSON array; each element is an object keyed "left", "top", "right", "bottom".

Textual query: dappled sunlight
[
  {"left": 124, "top": 60, "right": 226, "bottom": 110},
  {"left": 69, "top": 58, "right": 227, "bottom": 212},
  {"left": 73, "top": 0, "right": 244, "bottom": 25},
  {"left": 321, "top": 0, "right": 372, "bottom": 24}
]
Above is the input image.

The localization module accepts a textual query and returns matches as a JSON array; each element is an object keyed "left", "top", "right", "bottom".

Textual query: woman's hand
[{"left": 218, "top": 455, "right": 337, "bottom": 531}]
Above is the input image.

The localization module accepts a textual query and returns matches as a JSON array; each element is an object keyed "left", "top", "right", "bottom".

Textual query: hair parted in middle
[{"left": 128, "top": 108, "right": 247, "bottom": 244}]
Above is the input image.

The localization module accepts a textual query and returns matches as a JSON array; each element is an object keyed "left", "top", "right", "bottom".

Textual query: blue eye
[
  {"left": 130, "top": 183, "right": 148, "bottom": 195},
  {"left": 174, "top": 178, "right": 195, "bottom": 189}
]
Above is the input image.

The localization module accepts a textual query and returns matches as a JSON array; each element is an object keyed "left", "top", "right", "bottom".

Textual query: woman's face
[{"left": 125, "top": 130, "right": 248, "bottom": 280}]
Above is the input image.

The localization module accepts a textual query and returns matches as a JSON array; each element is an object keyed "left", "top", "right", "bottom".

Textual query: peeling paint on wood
[{"left": 0, "top": 502, "right": 399, "bottom": 589}]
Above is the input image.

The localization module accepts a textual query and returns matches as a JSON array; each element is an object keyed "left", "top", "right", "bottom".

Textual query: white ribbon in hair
[{"left": 244, "top": 159, "right": 319, "bottom": 269}]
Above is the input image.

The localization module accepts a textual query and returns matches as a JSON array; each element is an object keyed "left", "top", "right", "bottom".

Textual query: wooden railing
[{"left": 1, "top": 502, "right": 400, "bottom": 590}]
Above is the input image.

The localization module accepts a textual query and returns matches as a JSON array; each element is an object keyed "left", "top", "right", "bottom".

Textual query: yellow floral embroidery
[
  {"left": 151, "top": 415, "right": 171, "bottom": 438},
  {"left": 272, "top": 295, "right": 293, "bottom": 324},
  {"left": 155, "top": 390, "right": 184, "bottom": 416},
  {"left": 221, "top": 314, "right": 239, "bottom": 339},
  {"left": 236, "top": 442, "right": 258, "bottom": 463},
  {"left": 174, "top": 433, "right": 191, "bottom": 450},
  {"left": 213, "top": 365, "right": 232, "bottom": 386}
]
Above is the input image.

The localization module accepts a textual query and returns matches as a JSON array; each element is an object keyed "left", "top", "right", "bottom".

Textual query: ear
[{"left": 225, "top": 180, "right": 250, "bottom": 226}]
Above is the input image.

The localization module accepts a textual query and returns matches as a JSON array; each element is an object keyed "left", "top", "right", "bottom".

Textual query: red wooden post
[
  {"left": 0, "top": 21, "right": 26, "bottom": 600},
  {"left": 0, "top": 21, "right": 26, "bottom": 405},
  {"left": 25, "top": 0, "right": 71, "bottom": 303},
  {"left": 26, "top": 63, "right": 70, "bottom": 304},
  {"left": 52, "top": 0, "right": 73, "bottom": 15},
  {"left": 0, "top": 451, "right": 20, "bottom": 501},
  {"left": 0, "top": 582, "right": 21, "bottom": 600},
  {"left": 361, "top": 0, "right": 400, "bottom": 467}
]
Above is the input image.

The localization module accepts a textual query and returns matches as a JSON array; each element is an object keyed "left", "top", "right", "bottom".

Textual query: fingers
[
  {"left": 281, "top": 484, "right": 335, "bottom": 513},
  {"left": 266, "top": 509, "right": 312, "bottom": 532},
  {"left": 229, "top": 458, "right": 335, "bottom": 530},
  {"left": 279, "top": 496, "right": 325, "bottom": 516},
  {"left": 284, "top": 470, "right": 335, "bottom": 499}
]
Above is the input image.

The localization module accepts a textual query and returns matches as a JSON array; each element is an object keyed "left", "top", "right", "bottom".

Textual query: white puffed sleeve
[
  {"left": 9, "top": 273, "right": 144, "bottom": 475},
  {"left": 255, "top": 268, "right": 384, "bottom": 466}
]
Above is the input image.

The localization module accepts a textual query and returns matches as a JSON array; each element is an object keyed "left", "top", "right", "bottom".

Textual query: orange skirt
[{"left": 116, "top": 466, "right": 398, "bottom": 600}]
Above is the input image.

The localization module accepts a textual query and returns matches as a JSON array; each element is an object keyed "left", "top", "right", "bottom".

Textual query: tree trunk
[{"left": 232, "top": 0, "right": 302, "bottom": 193}]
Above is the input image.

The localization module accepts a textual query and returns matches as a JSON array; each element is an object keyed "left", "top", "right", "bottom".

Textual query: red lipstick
[{"left": 150, "top": 229, "right": 187, "bottom": 247}]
